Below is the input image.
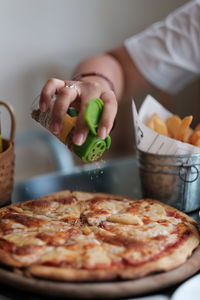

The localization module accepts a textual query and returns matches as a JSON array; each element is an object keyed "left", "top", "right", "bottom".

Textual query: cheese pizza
[{"left": 0, "top": 191, "right": 199, "bottom": 281}]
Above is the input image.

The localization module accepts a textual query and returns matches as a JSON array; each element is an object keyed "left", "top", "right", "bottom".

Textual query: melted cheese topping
[
  {"left": 0, "top": 194, "right": 196, "bottom": 271},
  {"left": 4, "top": 233, "right": 45, "bottom": 246},
  {"left": 39, "top": 246, "right": 76, "bottom": 264},
  {"left": 108, "top": 214, "right": 143, "bottom": 225},
  {"left": 83, "top": 244, "right": 111, "bottom": 269}
]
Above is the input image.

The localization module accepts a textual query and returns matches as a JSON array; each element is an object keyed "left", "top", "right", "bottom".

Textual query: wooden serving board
[{"left": 0, "top": 246, "right": 200, "bottom": 299}]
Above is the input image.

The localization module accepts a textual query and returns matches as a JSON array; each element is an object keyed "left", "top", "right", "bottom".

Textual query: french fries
[
  {"left": 175, "top": 115, "right": 193, "bottom": 141},
  {"left": 146, "top": 114, "right": 168, "bottom": 136},
  {"left": 166, "top": 115, "right": 181, "bottom": 138},
  {"left": 189, "top": 130, "right": 200, "bottom": 147},
  {"left": 146, "top": 113, "right": 200, "bottom": 147}
]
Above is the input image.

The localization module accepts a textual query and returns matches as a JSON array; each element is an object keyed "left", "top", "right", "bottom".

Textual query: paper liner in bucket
[{"left": 0, "top": 101, "right": 16, "bottom": 206}]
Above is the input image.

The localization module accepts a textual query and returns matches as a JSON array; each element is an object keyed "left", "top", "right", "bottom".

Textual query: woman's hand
[{"left": 39, "top": 77, "right": 117, "bottom": 145}]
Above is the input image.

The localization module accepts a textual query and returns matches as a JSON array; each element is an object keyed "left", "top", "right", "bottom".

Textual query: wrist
[
  {"left": 78, "top": 75, "right": 111, "bottom": 92},
  {"left": 72, "top": 72, "right": 115, "bottom": 94}
]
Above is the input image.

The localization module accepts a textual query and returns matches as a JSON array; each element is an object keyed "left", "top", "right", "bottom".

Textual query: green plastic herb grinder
[{"left": 73, "top": 98, "right": 111, "bottom": 162}]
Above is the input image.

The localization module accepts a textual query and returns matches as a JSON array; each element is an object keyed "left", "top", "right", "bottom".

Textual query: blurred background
[{"left": 0, "top": 0, "right": 199, "bottom": 182}]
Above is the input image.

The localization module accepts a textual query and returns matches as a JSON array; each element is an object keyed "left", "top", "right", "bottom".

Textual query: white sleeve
[{"left": 124, "top": 0, "right": 200, "bottom": 94}]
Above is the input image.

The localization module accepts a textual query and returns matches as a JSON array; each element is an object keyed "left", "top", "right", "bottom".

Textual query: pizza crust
[
  {"left": 0, "top": 249, "right": 23, "bottom": 268},
  {"left": 27, "top": 225, "right": 199, "bottom": 281}
]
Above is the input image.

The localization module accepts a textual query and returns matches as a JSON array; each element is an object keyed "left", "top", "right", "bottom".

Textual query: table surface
[{"left": 0, "top": 155, "right": 199, "bottom": 299}]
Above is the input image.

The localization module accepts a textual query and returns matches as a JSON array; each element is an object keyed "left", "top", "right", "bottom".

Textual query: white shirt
[{"left": 124, "top": 0, "right": 200, "bottom": 94}]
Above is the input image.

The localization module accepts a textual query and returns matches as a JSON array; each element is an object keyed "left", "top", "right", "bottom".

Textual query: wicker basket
[{"left": 0, "top": 101, "right": 16, "bottom": 206}]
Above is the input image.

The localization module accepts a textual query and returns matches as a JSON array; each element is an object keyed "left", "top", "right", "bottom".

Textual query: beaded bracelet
[{"left": 72, "top": 72, "right": 115, "bottom": 94}]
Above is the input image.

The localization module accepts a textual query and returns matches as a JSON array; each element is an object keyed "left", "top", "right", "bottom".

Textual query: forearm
[
  {"left": 73, "top": 46, "right": 154, "bottom": 101},
  {"left": 109, "top": 46, "right": 154, "bottom": 99}
]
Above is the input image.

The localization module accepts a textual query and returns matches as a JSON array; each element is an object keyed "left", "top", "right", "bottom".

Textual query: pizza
[{"left": 0, "top": 190, "right": 199, "bottom": 282}]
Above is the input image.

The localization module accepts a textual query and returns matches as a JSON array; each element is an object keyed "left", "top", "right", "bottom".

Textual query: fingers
[
  {"left": 72, "top": 110, "right": 89, "bottom": 146},
  {"left": 72, "top": 90, "right": 100, "bottom": 145},
  {"left": 40, "top": 78, "right": 64, "bottom": 112},
  {"left": 40, "top": 79, "right": 81, "bottom": 134},
  {"left": 50, "top": 86, "right": 78, "bottom": 134},
  {"left": 98, "top": 90, "right": 117, "bottom": 139}
]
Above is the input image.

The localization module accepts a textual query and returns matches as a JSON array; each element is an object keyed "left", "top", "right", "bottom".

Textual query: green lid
[
  {"left": 74, "top": 133, "right": 111, "bottom": 162},
  {"left": 73, "top": 98, "right": 112, "bottom": 162},
  {"left": 84, "top": 98, "right": 104, "bottom": 135}
]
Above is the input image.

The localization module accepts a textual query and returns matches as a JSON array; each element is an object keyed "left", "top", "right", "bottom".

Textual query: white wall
[{"left": 0, "top": 0, "right": 188, "bottom": 135}]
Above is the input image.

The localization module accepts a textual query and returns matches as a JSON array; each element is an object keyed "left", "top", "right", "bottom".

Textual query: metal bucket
[{"left": 137, "top": 149, "right": 200, "bottom": 212}]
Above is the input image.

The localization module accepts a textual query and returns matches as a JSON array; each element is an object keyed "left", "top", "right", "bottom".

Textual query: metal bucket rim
[{"left": 136, "top": 148, "right": 200, "bottom": 159}]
